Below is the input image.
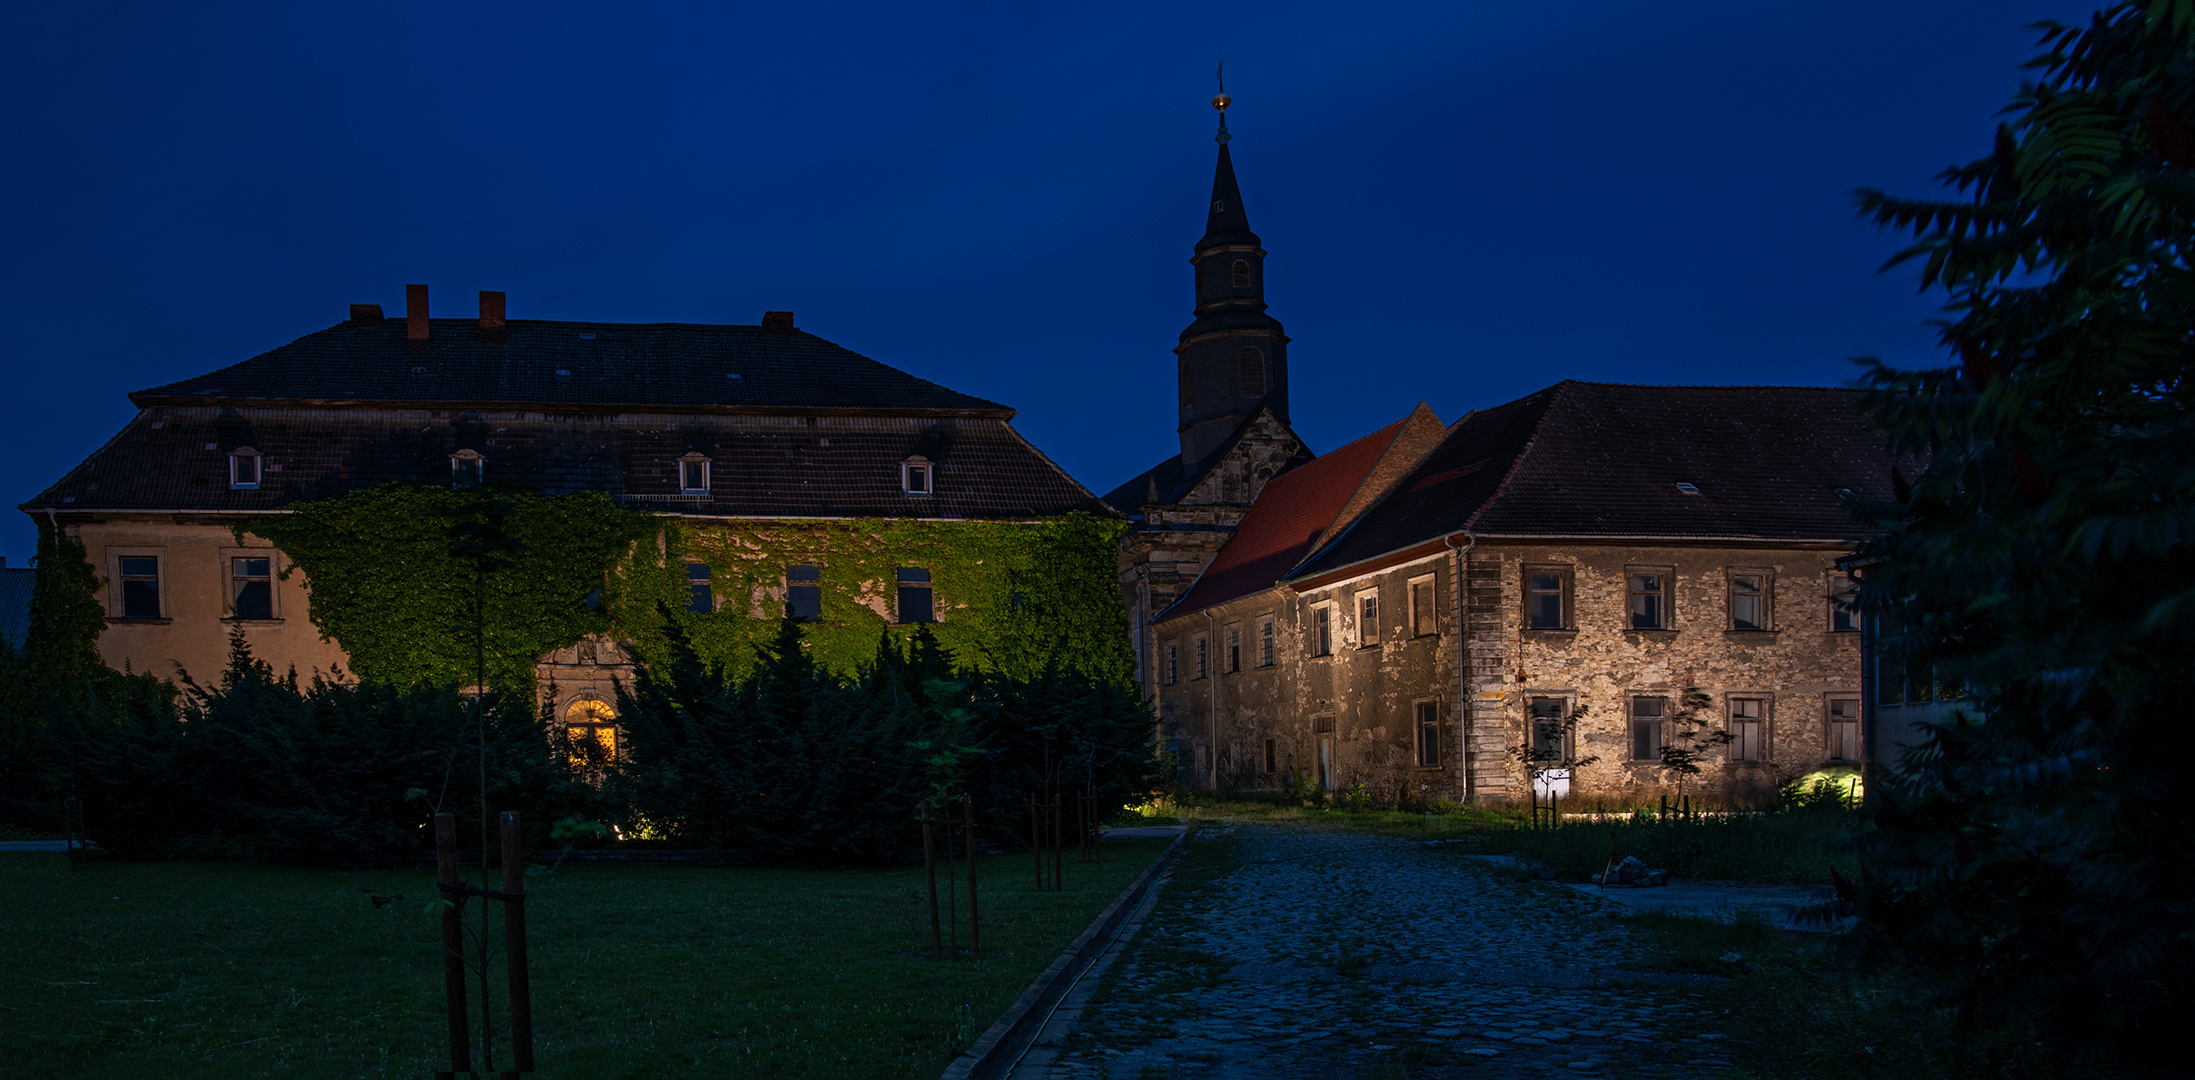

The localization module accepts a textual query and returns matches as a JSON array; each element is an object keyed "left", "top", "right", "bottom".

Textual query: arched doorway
[{"left": 564, "top": 698, "right": 618, "bottom": 771}]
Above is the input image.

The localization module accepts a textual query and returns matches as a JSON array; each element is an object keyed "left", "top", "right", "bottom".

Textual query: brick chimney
[
  {"left": 349, "top": 304, "right": 383, "bottom": 324},
  {"left": 478, "top": 290, "right": 506, "bottom": 344},
  {"left": 761, "top": 311, "right": 796, "bottom": 335},
  {"left": 406, "top": 284, "right": 430, "bottom": 355}
]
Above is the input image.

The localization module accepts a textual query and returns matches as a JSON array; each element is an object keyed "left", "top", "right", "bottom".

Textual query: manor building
[
  {"left": 22, "top": 296, "right": 1107, "bottom": 749},
  {"left": 1112, "top": 113, "right": 1895, "bottom": 804}
]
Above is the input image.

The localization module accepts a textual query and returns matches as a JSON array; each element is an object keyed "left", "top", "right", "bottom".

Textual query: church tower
[{"left": 1175, "top": 101, "right": 1290, "bottom": 471}]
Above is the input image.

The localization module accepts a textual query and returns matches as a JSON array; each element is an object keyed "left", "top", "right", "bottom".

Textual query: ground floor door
[{"left": 1317, "top": 736, "right": 1336, "bottom": 791}]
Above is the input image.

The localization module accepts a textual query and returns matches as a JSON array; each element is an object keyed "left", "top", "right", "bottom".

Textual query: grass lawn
[{"left": 0, "top": 837, "right": 1170, "bottom": 1080}]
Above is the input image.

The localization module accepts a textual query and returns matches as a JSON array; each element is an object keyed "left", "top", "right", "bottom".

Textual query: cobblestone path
[{"left": 1019, "top": 822, "right": 1736, "bottom": 1079}]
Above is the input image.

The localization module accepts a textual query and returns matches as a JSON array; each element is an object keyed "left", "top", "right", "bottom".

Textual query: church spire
[{"left": 1174, "top": 73, "right": 1290, "bottom": 471}]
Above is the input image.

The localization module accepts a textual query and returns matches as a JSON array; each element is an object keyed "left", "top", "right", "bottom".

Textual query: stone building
[
  {"left": 1105, "top": 108, "right": 1312, "bottom": 706},
  {"left": 20, "top": 291, "right": 1106, "bottom": 749},
  {"left": 1150, "top": 381, "right": 1894, "bottom": 805}
]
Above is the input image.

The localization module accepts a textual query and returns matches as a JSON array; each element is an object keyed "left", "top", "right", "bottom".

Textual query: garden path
[{"left": 1011, "top": 822, "right": 1738, "bottom": 1080}]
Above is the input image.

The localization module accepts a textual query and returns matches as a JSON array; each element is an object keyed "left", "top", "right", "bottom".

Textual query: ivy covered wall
[{"left": 245, "top": 484, "right": 1133, "bottom": 693}]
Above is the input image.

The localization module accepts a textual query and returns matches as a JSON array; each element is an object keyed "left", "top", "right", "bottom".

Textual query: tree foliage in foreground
[{"left": 1852, "top": 2, "right": 2195, "bottom": 1055}]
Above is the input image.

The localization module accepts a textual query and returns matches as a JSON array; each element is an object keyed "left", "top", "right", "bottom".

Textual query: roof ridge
[{"left": 1461, "top": 383, "right": 1569, "bottom": 534}]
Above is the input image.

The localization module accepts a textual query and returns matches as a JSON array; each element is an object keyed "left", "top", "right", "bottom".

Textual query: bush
[{"left": 1491, "top": 799, "right": 1864, "bottom": 885}]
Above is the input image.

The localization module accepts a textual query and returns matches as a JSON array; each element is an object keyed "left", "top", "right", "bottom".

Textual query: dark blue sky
[{"left": 1, "top": 2, "right": 2090, "bottom": 564}]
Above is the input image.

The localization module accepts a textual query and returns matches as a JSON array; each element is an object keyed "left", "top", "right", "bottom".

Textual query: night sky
[{"left": 1, "top": 2, "right": 2090, "bottom": 565}]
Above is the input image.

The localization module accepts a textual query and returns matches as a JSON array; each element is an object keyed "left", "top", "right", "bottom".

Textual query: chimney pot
[
  {"left": 478, "top": 290, "right": 506, "bottom": 343},
  {"left": 761, "top": 311, "right": 796, "bottom": 335},
  {"left": 350, "top": 304, "right": 384, "bottom": 324},
  {"left": 406, "top": 284, "right": 430, "bottom": 355}
]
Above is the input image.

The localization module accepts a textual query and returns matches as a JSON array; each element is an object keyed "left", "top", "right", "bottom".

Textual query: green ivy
[{"left": 246, "top": 484, "right": 1133, "bottom": 691}]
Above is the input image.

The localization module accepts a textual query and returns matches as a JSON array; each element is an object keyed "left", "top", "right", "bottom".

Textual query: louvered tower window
[
  {"left": 1238, "top": 347, "right": 1265, "bottom": 395},
  {"left": 1231, "top": 260, "right": 1250, "bottom": 287}
]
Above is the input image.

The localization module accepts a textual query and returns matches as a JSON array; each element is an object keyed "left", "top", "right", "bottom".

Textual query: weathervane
[{"left": 1214, "top": 58, "right": 1231, "bottom": 145}]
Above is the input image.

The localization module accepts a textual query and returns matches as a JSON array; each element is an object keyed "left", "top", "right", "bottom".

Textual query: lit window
[
  {"left": 1827, "top": 697, "right": 1862, "bottom": 762},
  {"left": 1238, "top": 347, "right": 1265, "bottom": 396},
  {"left": 1358, "top": 591, "right": 1381, "bottom": 647},
  {"left": 1525, "top": 566, "right": 1569, "bottom": 630},
  {"left": 897, "top": 567, "right": 934, "bottom": 624},
  {"left": 679, "top": 454, "right": 710, "bottom": 494},
  {"left": 786, "top": 564, "right": 822, "bottom": 621},
  {"left": 564, "top": 699, "right": 618, "bottom": 771},
  {"left": 1415, "top": 700, "right": 1441, "bottom": 767},
  {"left": 687, "top": 562, "right": 713, "bottom": 614},
  {"left": 1730, "top": 572, "right": 1770, "bottom": 630},
  {"left": 1629, "top": 571, "right": 1669, "bottom": 629},
  {"left": 1630, "top": 696, "right": 1666, "bottom": 760},
  {"left": 231, "top": 557, "right": 273, "bottom": 620},
  {"left": 228, "top": 448, "right": 262, "bottom": 489},
  {"left": 1231, "top": 260, "right": 1250, "bottom": 287},
  {"left": 1730, "top": 697, "right": 1767, "bottom": 761},
  {"left": 902, "top": 456, "right": 934, "bottom": 495},
  {"left": 118, "top": 555, "right": 161, "bottom": 618},
  {"left": 451, "top": 449, "right": 485, "bottom": 487}
]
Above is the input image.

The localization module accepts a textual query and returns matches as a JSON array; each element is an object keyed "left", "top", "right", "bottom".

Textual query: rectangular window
[
  {"left": 686, "top": 563, "right": 713, "bottom": 614},
  {"left": 1630, "top": 696, "right": 1666, "bottom": 761},
  {"left": 1193, "top": 634, "right": 1208, "bottom": 680},
  {"left": 1165, "top": 643, "right": 1178, "bottom": 686},
  {"left": 902, "top": 459, "right": 933, "bottom": 495},
  {"left": 1409, "top": 576, "right": 1438, "bottom": 636},
  {"left": 1729, "top": 573, "right": 1769, "bottom": 631},
  {"left": 1628, "top": 571, "right": 1669, "bottom": 629},
  {"left": 118, "top": 555, "right": 161, "bottom": 619},
  {"left": 679, "top": 458, "right": 709, "bottom": 493},
  {"left": 1879, "top": 652, "right": 1906, "bottom": 706},
  {"left": 1829, "top": 573, "right": 1861, "bottom": 633},
  {"left": 229, "top": 452, "right": 261, "bottom": 489},
  {"left": 1415, "top": 700, "right": 1441, "bottom": 767},
  {"left": 786, "top": 564, "right": 823, "bottom": 621},
  {"left": 1258, "top": 618, "right": 1275, "bottom": 667},
  {"left": 1310, "top": 604, "right": 1334, "bottom": 657},
  {"left": 896, "top": 567, "right": 934, "bottom": 624},
  {"left": 1357, "top": 591, "right": 1381, "bottom": 646},
  {"left": 231, "top": 557, "right": 273, "bottom": 620},
  {"left": 1224, "top": 625, "right": 1241, "bottom": 673},
  {"left": 1730, "top": 697, "right": 1767, "bottom": 762},
  {"left": 1263, "top": 738, "right": 1277, "bottom": 774},
  {"left": 1525, "top": 566, "right": 1569, "bottom": 630},
  {"left": 1827, "top": 697, "right": 1862, "bottom": 762},
  {"left": 1529, "top": 696, "right": 1571, "bottom": 764}
]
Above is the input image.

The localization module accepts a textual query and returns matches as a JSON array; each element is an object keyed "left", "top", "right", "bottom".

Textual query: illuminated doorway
[{"left": 564, "top": 699, "right": 618, "bottom": 773}]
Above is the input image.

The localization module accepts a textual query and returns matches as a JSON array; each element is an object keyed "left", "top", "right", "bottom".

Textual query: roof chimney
[
  {"left": 478, "top": 290, "right": 506, "bottom": 344},
  {"left": 406, "top": 284, "right": 430, "bottom": 355},
  {"left": 761, "top": 311, "right": 796, "bottom": 335},
  {"left": 349, "top": 304, "right": 383, "bottom": 324}
]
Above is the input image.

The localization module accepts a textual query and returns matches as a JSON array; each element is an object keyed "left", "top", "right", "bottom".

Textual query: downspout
[
  {"left": 1444, "top": 531, "right": 1477, "bottom": 802},
  {"left": 1206, "top": 609, "right": 1220, "bottom": 791}
]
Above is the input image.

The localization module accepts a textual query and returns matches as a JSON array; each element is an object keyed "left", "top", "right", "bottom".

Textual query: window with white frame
[
  {"left": 901, "top": 456, "right": 933, "bottom": 495},
  {"left": 114, "top": 552, "right": 163, "bottom": 619},
  {"left": 1357, "top": 590, "right": 1381, "bottom": 647},
  {"left": 1730, "top": 696, "right": 1768, "bottom": 762},
  {"left": 1409, "top": 574, "right": 1438, "bottom": 636},
  {"left": 230, "top": 555, "right": 274, "bottom": 620},
  {"left": 1257, "top": 617, "right": 1275, "bottom": 667},
  {"left": 228, "top": 447, "right": 262, "bottom": 489},
  {"left": 1729, "top": 570, "right": 1772, "bottom": 631},
  {"left": 1827, "top": 696, "right": 1862, "bottom": 762},
  {"left": 678, "top": 453, "right": 711, "bottom": 494}
]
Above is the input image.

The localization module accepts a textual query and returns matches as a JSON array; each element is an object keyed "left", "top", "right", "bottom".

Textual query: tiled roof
[
  {"left": 1295, "top": 382, "right": 1895, "bottom": 578},
  {"left": 1101, "top": 454, "right": 1186, "bottom": 516},
  {"left": 1160, "top": 415, "right": 1411, "bottom": 618},
  {"left": 0, "top": 567, "right": 31, "bottom": 648},
  {"left": 23, "top": 408, "right": 1103, "bottom": 520},
  {"left": 131, "top": 318, "right": 1012, "bottom": 417}
]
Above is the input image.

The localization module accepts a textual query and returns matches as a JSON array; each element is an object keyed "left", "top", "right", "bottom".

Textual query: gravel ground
[{"left": 1014, "top": 821, "right": 1738, "bottom": 1080}]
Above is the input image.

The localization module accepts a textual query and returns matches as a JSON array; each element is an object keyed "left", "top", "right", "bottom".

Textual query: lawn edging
[{"left": 939, "top": 822, "right": 1198, "bottom": 1080}]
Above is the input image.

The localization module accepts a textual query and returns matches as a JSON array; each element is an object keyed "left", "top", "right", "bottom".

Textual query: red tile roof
[{"left": 1160, "top": 415, "right": 1411, "bottom": 618}]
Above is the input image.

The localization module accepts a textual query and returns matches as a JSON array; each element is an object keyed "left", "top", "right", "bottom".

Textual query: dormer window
[
  {"left": 228, "top": 448, "right": 261, "bottom": 489},
  {"left": 1231, "top": 260, "right": 1250, "bottom": 287},
  {"left": 451, "top": 448, "right": 485, "bottom": 487},
  {"left": 901, "top": 456, "right": 933, "bottom": 495},
  {"left": 1238, "top": 347, "right": 1265, "bottom": 395},
  {"left": 678, "top": 452, "right": 711, "bottom": 494}
]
